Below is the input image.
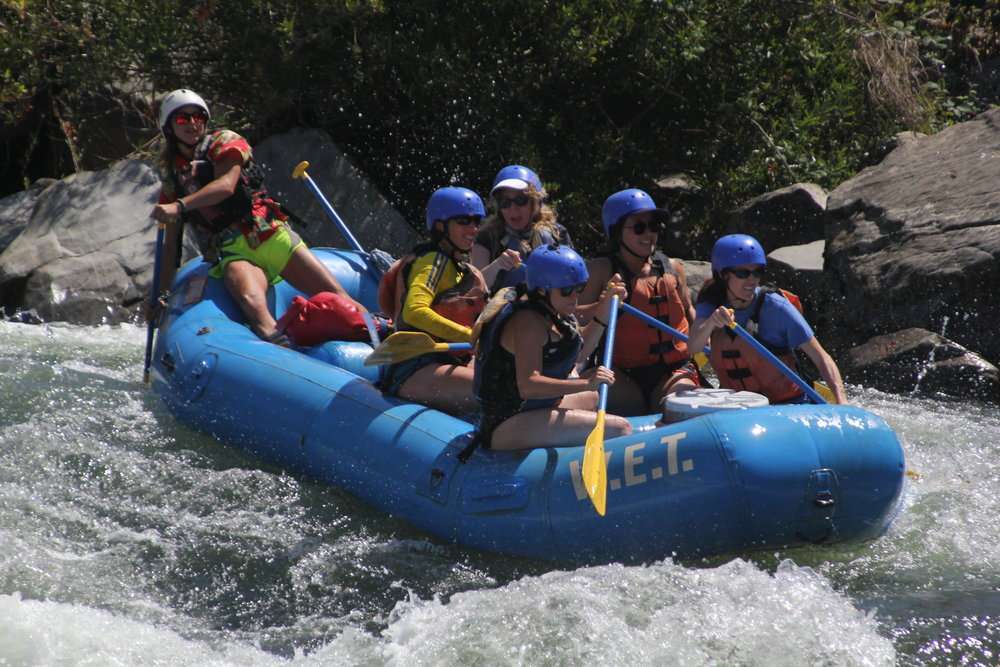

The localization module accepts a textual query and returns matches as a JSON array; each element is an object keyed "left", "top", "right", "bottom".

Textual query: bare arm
[
  {"left": 471, "top": 243, "right": 520, "bottom": 289},
  {"left": 576, "top": 257, "right": 612, "bottom": 323},
  {"left": 671, "top": 258, "right": 697, "bottom": 324},
  {"left": 799, "top": 337, "right": 848, "bottom": 404},
  {"left": 509, "top": 310, "right": 595, "bottom": 399},
  {"left": 689, "top": 306, "right": 733, "bottom": 359}
]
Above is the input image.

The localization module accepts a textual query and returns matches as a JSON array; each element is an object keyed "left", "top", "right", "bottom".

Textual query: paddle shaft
[
  {"left": 597, "top": 296, "right": 621, "bottom": 410},
  {"left": 620, "top": 302, "right": 709, "bottom": 355},
  {"left": 727, "top": 322, "right": 827, "bottom": 404},
  {"left": 294, "top": 165, "right": 365, "bottom": 254},
  {"left": 143, "top": 222, "right": 166, "bottom": 384}
]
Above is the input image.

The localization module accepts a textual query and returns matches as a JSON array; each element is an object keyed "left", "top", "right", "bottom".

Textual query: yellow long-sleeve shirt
[{"left": 399, "top": 250, "right": 474, "bottom": 343}]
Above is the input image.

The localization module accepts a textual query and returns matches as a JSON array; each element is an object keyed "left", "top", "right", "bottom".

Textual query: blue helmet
[
  {"left": 525, "top": 244, "right": 589, "bottom": 291},
  {"left": 490, "top": 165, "right": 543, "bottom": 195},
  {"left": 425, "top": 186, "right": 486, "bottom": 231},
  {"left": 601, "top": 188, "right": 669, "bottom": 237},
  {"left": 711, "top": 234, "right": 767, "bottom": 273}
]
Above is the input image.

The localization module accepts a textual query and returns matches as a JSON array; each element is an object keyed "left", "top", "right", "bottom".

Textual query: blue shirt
[{"left": 695, "top": 288, "right": 814, "bottom": 351}]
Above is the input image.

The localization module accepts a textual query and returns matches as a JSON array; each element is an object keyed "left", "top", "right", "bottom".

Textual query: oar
[
  {"left": 292, "top": 161, "right": 366, "bottom": 254},
  {"left": 620, "top": 302, "right": 710, "bottom": 369},
  {"left": 143, "top": 221, "right": 166, "bottom": 384},
  {"left": 364, "top": 331, "right": 472, "bottom": 366},
  {"left": 726, "top": 320, "right": 828, "bottom": 404},
  {"left": 582, "top": 295, "right": 620, "bottom": 517}
]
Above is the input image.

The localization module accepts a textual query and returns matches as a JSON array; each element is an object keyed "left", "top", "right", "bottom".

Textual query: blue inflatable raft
[{"left": 150, "top": 248, "right": 906, "bottom": 564}]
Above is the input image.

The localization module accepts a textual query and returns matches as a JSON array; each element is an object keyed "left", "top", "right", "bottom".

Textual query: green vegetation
[{"left": 2, "top": 0, "right": 996, "bottom": 252}]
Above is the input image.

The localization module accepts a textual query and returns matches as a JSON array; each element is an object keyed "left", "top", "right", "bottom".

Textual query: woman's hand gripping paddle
[
  {"left": 582, "top": 295, "right": 620, "bottom": 517},
  {"left": 364, "top": 331, "right": 472, "bottom": 367}
]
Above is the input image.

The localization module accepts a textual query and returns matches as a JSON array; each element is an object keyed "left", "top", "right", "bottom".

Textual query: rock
[
  {"left": 253, "top": 128, "right": 419, "bottom": 256},
  {"left": 729, "top": 183, "right": 828, "bottom": 250},
  {"left": 0, "top": 159, "right": 164, "bottom": 324},
  {"left": 825, "top": 107, "right": 1000, "bottom": 366},
  {"left": 0, "top": 179, "right": 54, "bottom": 256},
  {"left": 679, "top": 259, "right": 711, "bottom": 301},
  {"left": 650, "top": 172, "right": 709, "bottom": 259},
  {"left": 843, "top": 327, "right": 999, "bottom": 401}
]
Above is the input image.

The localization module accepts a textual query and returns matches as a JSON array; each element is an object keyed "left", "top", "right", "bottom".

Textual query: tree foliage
[{"left": 2, "top": 0, "right": 995, "bottom": 253}]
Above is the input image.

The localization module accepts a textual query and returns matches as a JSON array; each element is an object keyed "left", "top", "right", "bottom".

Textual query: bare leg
[
  {"left": 223, "top": 260, "right": 278, "bottom": 339},
  {"left": 489, "top": 407, "right": 632, "bottom": 451},
  {"left": 397, "top": 361, "right": 477, "bottom": 415},
  {"left": 280, "top": 245, "right": 364, "bottom": 308}
]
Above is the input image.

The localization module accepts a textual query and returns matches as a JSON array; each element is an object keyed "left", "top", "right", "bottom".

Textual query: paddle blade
[
  {"left": 582, "top": 410, "right": 608, "bottom": 516},
  {"left": 813, "top": 380, "right": 837, "bottom": 404},
  {"left": 364, "top": 331, "right": 438, "bottom": 366}
]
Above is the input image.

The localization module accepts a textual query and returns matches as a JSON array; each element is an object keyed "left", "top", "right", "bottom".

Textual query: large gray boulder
[
  {"left": 825, "top": 107, "right": 1000, "bottom": 367},
  {"left": 0, "top": 129, "right": 418, "bottom": 325}
]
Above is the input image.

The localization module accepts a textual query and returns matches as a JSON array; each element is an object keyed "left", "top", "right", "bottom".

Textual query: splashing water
[{"left": 0, "top": 321, "right": 997, "bottom": 665}]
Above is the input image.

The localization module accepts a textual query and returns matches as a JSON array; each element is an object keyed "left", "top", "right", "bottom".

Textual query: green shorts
[{"left": 210, "top": 226, "right": 304, "bottom": 284}]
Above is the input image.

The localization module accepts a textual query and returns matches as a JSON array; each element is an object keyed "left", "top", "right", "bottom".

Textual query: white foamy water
[{"left": 1, "top": 320, "right": 997, "bottom": 666}]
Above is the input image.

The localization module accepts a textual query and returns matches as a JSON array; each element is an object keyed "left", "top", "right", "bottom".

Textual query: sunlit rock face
[{"left": 824, "top": 107, "right": 1000, "bottom": 367}]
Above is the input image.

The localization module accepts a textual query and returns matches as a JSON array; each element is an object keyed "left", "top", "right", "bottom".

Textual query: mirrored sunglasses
[
  {"left": 626, "top": 219, "right": 662, "bottom": 235},
  {"left": 173, "top": 111, "right": 208, "bottom": 126},
  {"left": 727, "top": 267, "right": 766, "bottom": 279},
  {"left": 447, "top": 215, "right": 482, "bottom": 227},
  {"left": 498, "top": 194, "right": 530, "bottom": 209},
  {"left": 558, "top": 282, "right": 587, "bottom": 297}
]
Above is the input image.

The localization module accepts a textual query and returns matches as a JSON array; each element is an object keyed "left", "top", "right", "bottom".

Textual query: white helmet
[{"left": 158, "top": 89, "right": 210, "bottom": 137}]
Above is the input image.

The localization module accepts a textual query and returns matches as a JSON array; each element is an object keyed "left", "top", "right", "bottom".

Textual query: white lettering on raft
[{"left": 569, "top": 432, "right": 693, "bottom": 501}]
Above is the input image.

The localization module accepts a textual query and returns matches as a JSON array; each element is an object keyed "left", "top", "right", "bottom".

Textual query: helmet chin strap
[{"left": 621, "top": 240, "right": 651, "bottom": 261}]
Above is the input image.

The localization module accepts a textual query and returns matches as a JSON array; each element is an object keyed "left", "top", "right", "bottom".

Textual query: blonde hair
[{"left": 480, "top": 184, "right": 560, "bottom": 256}]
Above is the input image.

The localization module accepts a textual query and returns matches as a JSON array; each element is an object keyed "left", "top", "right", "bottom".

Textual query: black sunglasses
[
  {"left": 625, "top": 219, "right": 662, "bottom": 235},
  {"left": 727, "top": 267, "right": 766, "bottom": 279},
  {"left": 498, "top": 194, "right": 530, "bottom": 209},
  {"left": 558, "top": 282, "right": 587, "bottom": 297},
  {"left": 173, "top": 111, "right": 208, "bottom": 126},
  {"left": 446, "top": 215, "right": 482, "bottom": 227}
]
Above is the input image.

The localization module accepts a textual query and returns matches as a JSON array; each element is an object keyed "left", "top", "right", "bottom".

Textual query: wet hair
[{"left": 695, "top": 276, "right": 727, "bottom": 308}]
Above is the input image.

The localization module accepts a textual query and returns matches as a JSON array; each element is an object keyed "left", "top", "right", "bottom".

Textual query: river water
[{"left": 1, "top": 319, "right": 997, "bottom": 666}]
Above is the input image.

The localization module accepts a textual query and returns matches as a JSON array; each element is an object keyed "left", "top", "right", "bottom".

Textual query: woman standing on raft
[{"left": 148, "top": 89, "right": 362, "bottom": 345}]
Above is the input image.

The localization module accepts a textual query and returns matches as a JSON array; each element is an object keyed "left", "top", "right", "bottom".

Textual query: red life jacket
[
  {"left": 376, "top": 249, "right": 487, "bottom": 332},
  {"left": 609, "top": 252, "right": 690, "bottom": 369},
  {"left": 708, "top": 287, "right": 805, "bottom": 403}
]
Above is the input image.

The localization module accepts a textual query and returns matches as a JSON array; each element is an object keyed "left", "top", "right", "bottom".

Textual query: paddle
[
  {"left": 143, "top": 221, "right": 166, "bottom": 384},
  {"left": 726, "top": 319, "right": 828, "bottom": 404},
  {"left": 582, "top": 295, "right": 620, "bottom": 517},
  {"left": 292, "top": 161, "right": 366, "bottom": 254},
  {"left": 363, "top": 331, "right": 472, "bottom": 366},
  {"left": 619, "top": 302, "right": 710, "bottom": 370}
]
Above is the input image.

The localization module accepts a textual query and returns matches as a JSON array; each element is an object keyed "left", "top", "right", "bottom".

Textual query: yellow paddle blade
[
  {"left": 364, "top": 331, "right": 446, "bottom": 366},
  {"left": 582, "top": 410, "right": 608, "bottom": 516},
  {"left": 813, "top": 380, "right": 837, "bottom": 404},
  {"left": 693, "top": 351, "right": 710, "bottom": 371}
]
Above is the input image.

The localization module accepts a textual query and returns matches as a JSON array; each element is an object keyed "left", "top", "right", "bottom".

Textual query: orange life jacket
[
  {"left": 609, "top": 252, "right": 690, "bottom": 369},
  {"left": 708, "top": 287, "right": 805, "bottom": 403},
  {"left": 377, "top": 251, "right": 487, "bottom": 332}
]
